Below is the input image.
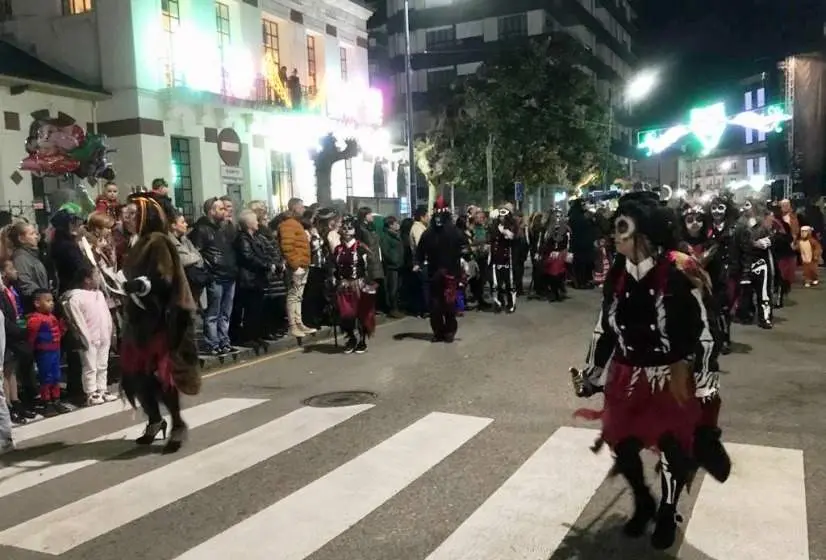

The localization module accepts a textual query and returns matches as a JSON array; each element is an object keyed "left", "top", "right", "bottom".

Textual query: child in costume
[
  {"left": 27, "top": 289, "right": 71, "bottom": 415},
  {"left": 799, "top": 225, "right": 821, "bottom": 287},
  {"left": 64, "top": 265, "right": 116, "bottom": 406}
]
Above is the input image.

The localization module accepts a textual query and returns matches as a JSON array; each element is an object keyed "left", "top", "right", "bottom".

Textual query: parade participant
[
  {"left": 415, "top": 196, "right": 466, "bottom": 342},
  {"left": 678, "top": 204, "right": 709, "bottom": 259},
  {"left": 488, "top": 206, "right": 518, "bottom": 313},
  {"left": 732, "top": 199, "right": 774, "bottom": 329},
  {"left": 332, "top": 215, "right": 376, "bottom": 354},
  {"left": 799, "top": 225, "right": 821, "bottom": 287},
  {"left": 119, "top": 193, "right": 200, "bottom": 454},
  {"left": 542, "top": 208, "right": 570, "bottom": 301},
  {"left": 707, "top": 193, "right": 738, "bottom": 354},
  {"left": 570, "top": 191, "right": 717, "bottom": 550},
  {"left": 768, "top": 203, "right": 795, "bottom": 308}
]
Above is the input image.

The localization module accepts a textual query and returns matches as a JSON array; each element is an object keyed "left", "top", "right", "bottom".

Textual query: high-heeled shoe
[
  {"left": 162, "top": 423, "right": 188, "bottom": 454},
  {"left": 136, "top": 420, "right": 168, "bottom": 445}
]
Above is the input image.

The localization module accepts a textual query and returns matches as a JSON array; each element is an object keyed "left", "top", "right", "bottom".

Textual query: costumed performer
[
  {"left": 732, "top": 199, "right": 773, "bottom": 329},
  {"left": 570, "top": 191, "right": 718, "bottom": 550},
  {"left": 488, "top": 206, "right": 518, "bottom": 313},
  {"left": 799, "top": 225, "right": 821, "bottom": 287},
  {"left": 707, "top": 193, "right": 738, "bottom": 354},
  {"left": 119, "top": 193, "right": 200, "bottom": 454},
  {"left": 415, "top": 196, "right": 467, "bottom": 343},
  {"left": 332, "top": 215, "right": 376, "bottom": 354}
]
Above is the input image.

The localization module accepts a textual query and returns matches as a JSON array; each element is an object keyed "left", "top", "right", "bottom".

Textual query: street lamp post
[{"left": 403, "top": 0, "right": 417, "bottom": 213}]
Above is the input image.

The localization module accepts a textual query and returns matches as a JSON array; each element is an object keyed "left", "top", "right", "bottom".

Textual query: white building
[{"left": 1, "top": 0, "right": 390, "bottom": 220}]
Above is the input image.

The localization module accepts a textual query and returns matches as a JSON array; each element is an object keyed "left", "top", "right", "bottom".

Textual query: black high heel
[
  {"left": 162, "top": 423, "right": 188, "bottom": 454},
  {"left": 136, "top": 420, "right": 168, "bottom": 444}
]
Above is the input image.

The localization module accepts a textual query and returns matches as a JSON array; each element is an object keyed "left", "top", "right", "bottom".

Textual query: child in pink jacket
[{"left": 64, "top": 266, "right": 115, "bottom": 406}]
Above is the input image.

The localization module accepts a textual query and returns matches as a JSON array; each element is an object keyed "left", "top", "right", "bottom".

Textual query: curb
[{"left": 197, "top": 315, "right": 406, "bottom": 372}]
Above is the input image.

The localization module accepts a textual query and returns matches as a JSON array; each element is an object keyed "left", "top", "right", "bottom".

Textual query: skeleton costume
[
  {"left": 571, "top": 191, "right": 717, "bottom": 551},
  {"left": 119, "top": 194, "right": 200, "bottom": 454},
  {"left": 416, "top": 197, "right": 467, "bottom": 342},
  {"left": 732, "top": 199, "right": 774, "bottom": 329},
  {"left": 541, "top": 208, "right": 570, "bottom": 302},
  {"left": 332, "top": 215, "right": 376, "bottom": 354},
  {"left": 706, "top": 194, "right": 738, "bottom": 354},
  {"left": 488, "top": 207, "right": 518, "bottom": 312},
  {"left": 767, "top": 204, "right": 795, "bottom": 308}
]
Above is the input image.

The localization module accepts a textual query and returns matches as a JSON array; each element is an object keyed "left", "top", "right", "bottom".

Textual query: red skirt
[
  {"left": 336, "top": 288, "right": 376, "bottom": 335},
  {"left": 777, "top": 256, "right": 797, "bottom": 285},
  {"left": 576, "top": 361, "right": 701, "bottom": 453},
  {"left": 120, "top": 333, "right": 175, "bottom": 391},
  {"left": 544, "top": 252, "right": 567, "bottom": 276}
]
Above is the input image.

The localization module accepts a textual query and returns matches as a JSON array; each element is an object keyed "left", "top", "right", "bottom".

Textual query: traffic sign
[{"left": 514, "top": 182, "right": 524, "bottom": 202}]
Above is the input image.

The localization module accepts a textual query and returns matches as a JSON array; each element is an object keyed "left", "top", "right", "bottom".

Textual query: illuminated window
[
  {"left": 161, "top": 0, "right": 181, "bottom": 88},
  {"left": 216, "top": 2, "right": 231, "bottom": 93},
  {"left": 63, "top": 0, "right": 93, "bottom": 15},
  {"left": 345, "top": 158, "right": 354, "bottom": 197},
  {"left": 307, "top": 35, "right": 318, "bottom": 96},
  {"left": 171, "top": 137, "right": 194, "bottom": 221},
  {"left": 262, "top": 19, "right": 282, "bottom": 102},
  {"left": 271, "top": 152, "right": 294, "bottom": 208},
  {"left": 340, "top": 47, "right": 348, "bottom": 82}
]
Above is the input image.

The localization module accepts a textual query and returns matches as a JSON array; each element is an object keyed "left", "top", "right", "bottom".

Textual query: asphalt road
[{"left": 0, "top": 284, "right": 824, "bottom": 560}]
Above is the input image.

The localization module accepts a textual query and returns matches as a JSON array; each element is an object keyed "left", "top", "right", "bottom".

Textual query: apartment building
[
  {"left": 0, "top": 0, "right": 386, "bottom": 218},
  {"left": 368, "top": 0, "right": 638, "bottom": 148}
]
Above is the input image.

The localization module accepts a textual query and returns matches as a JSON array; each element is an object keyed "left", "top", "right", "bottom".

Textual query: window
[
  {"left": 498, "top": 13, "right": 527, "bottom": 39},
  {"left": 262, "top": 19, "right": 283, "bottom": 103},
  {"left": 216, "top": 2, "right": 231, "bottom": 92},
  {"left": 0, "top": 0, "right": 11, "bottom": 22},
  {"left": 427, "top": 68, "right": 457, "bottom": 90},
  {"left": 756, "top": 87, "right": 766, "bottom": 142},
  {"left": 747, "top": 158, "right": 756, "bottom": 177},
  {"left": 425, "top": 27, "right": 455, "bottom": 50},
  {"left": 744, "top": 91, "right": 754, "bottom": 145},
  {"left": 63, "top": 0, "right": 93, "bottom": 15},
  {"left": 306, "top": 35, "right": 318, "bottom": 96},
  {"left": 170, "top": 137, "right": 194, "bottom": 221},
  {"left": 271, "top": 152, "right": 294, "bottom": 208},
  {"left": 345, "top": 159, "right": 354, "bottom": 197},
  {"left": 758, "top": 156, "right": 767, "bottom": 177},
  {"left": 161, "top": 0, "right": 181, "bottom": 87},
  {"left": 340, "top": 47, "right": 348, "bottom": 82}
]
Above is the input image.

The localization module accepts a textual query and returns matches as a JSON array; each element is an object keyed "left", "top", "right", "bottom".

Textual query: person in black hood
[
  {"left": 189, "top": 197, "right": 238, "bottom": 355},
  {"left": 415, "top": 196, "right": 468, "bottom": 342}
]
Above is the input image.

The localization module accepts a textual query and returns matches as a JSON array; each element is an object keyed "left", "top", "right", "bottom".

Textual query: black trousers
[
  {"left": 384, "top": 269, "right": 400, "bottom": 311},
  {"left": 234, "top": 287, "right": 266, "bottom": 343},
  {"left": 429, "top": 273, "right": 458, "bottom": 337}
]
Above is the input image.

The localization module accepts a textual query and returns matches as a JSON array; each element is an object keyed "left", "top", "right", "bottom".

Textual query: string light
[{"left": 638, "top": 102, "right": 792, "bottom": 156}]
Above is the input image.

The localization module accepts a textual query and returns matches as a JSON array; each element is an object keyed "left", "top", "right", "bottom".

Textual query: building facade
[
  {"left": 1, "top": 0, "right": 390, "bottom": 220},
  {"left": 369, "top": 0, "right": 638, "bottom": 148}
]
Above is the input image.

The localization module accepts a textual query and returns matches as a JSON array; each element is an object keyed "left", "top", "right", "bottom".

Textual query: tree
[
  {"left": 429, "top": 35, "right": 614, "bottom": 197},
  {"left": 314, "top": 133, "right": 359, "bottom": 206}
]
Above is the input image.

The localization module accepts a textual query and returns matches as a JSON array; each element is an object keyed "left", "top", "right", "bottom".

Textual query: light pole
[
  {"left": 403, "top": 0, "right": 417, "bottom": 213},
  {"left": 625, "top": 69, "right": 660, "bottom": 181}
]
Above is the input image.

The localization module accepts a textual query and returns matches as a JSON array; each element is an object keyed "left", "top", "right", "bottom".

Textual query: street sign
[{"left": 514, "top": 181, "right": 524, "bottom": 202}]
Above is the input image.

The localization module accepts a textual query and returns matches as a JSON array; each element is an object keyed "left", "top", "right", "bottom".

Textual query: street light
[{"left": 626, "top": 70, "right": 659, "bottom": 104}]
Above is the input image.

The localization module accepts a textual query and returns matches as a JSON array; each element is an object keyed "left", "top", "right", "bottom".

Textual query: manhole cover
[{"left": 303, "top": 391, "right": 377, "bottom": 408}]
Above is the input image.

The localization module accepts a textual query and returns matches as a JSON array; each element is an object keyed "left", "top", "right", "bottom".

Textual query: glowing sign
[{"left": 638, "top": 102, "right": 792, "bottom": 156}]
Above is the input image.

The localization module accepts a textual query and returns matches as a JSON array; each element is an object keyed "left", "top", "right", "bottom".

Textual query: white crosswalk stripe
[{"left": 0, "top": 399, "right": 812, "bottom": 559}]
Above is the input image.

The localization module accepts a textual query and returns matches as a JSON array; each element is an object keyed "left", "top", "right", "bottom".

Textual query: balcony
[{"left": 158, "top": 61, "right": 320, "bottom": 113}]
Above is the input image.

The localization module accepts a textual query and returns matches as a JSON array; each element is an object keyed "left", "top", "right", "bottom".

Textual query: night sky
[{"left": 634, "top": 0, "right": 826, "bottom": 125}]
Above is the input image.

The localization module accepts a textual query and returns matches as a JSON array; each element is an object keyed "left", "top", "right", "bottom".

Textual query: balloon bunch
[{"left": 19, "top": 111, "right": 115, "bottom": 183}]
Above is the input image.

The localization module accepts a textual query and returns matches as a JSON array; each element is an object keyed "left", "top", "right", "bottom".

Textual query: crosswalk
[{"left": 0, "top": 397, "right": 811, "bottom": 559}]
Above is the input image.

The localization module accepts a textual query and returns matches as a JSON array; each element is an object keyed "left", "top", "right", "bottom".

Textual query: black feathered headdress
[{"left": 614, "top": 191, "right": 678, "bottom": 250}]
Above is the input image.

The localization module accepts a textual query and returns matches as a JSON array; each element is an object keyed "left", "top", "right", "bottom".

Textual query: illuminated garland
[{"left": 638, "top": 102, "right": 792, "bottom": 156}]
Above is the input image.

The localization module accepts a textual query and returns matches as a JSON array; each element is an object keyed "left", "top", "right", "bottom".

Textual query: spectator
[
  {"left": 278, "top": 198, "right": 314, "bottom": 340},
  {"left": 220, "top": 195, "right": 237, "bottom": 238},
  {"left": 356, "top": 207, "right": 384, "bottom": 310},
  {"left": 64, "top": 265, "right": 116, "bottom": 406},
  {"left": 8, "top": 221, "right": 48, "bottom": 312},
  {"left": 149, "top": 178, "right": 177, "bottom": 221},
  {"left": 94, "top": 181, "right": 122, "bottom": 223},
  {"left": 0, "top": 260, "right": 33, "bottom": 424},
  {"left": 190, "top": 197, "right": 237, "bottom": 356},
  {"left": 381, "top": 216, "right": 404, "bottom": 317},
  {"left": 27, "top": 289, "right": 70, "bottom": 415},
  {"left": 0, "top": 303, "right": 13, "bottom": 454},
  {"left": 232, "top": 210, "right": 272, "bottom": 345},
  {"left": 169, "top": 214, "right": 209, "bottom": 306},
  {"left": 249, "top": 201, "right": 288, "bottom": 340}
]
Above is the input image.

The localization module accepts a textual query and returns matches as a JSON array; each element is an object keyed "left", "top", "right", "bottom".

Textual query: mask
[
  {"left": 342, "top": 226, "right": 355, "bottom": 237},
  {"left": 685, "top": 214, "right": 702, "bottom": 234},
  {"left": 614, "top": 215, "right": 636, "bottom": 241},
  {"left": 433, "top": 213, "right": 446, "bottom": 227},
  {"left": 710, "top": 203, "right": 726, "bottom": 221}
]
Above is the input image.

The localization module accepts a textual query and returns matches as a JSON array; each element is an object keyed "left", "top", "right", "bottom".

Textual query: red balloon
[{"left": 20, "top": 153, "right": 80, "bottom": 175}]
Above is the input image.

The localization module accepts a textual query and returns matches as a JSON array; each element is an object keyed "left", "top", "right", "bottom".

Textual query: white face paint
[
  {"left": 685, "top": 213, "right": 703, "bottom": 234},
  {"left": 614, "top": 215, "right": 636, "bottom": 241}
]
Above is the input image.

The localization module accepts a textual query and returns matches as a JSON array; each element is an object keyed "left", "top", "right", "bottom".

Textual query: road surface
[{"left": 0, "top": 286, "right": 823, "bottom": 560}]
